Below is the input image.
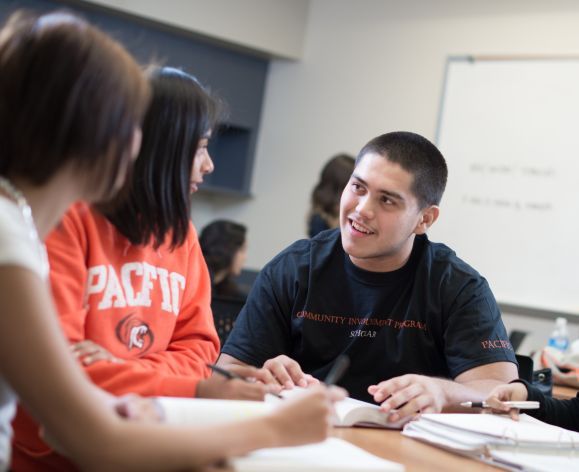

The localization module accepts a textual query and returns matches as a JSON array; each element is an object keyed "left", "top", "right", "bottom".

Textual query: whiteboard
[{"left": 429, "top": 57, "right": 579, "bottom": 316}]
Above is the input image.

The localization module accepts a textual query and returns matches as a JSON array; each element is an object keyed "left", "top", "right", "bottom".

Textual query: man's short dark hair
[{"left": 357, "top": 131, "right": 448, "bottom": 208}]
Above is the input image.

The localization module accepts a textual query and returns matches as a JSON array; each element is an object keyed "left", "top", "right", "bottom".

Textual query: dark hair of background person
[
  {"left": 0, "top": 10, "right": 150, "bottom": 199},
  {"left": 357, "top": 131, "right": 448, "bottom": 208},
  {"left": 307, "top": 153, "right": 355, "bottom": 237},
  {"left": 98, "top": 66, "right": 224, "bottom": 249},
  {"left": 200, "top": 219, "right": 247, "bottom": 297}
]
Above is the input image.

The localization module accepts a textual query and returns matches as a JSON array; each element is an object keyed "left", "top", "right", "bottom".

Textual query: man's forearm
[
  {"left": 444, "top": 361, "right": 519, "bottom": 408},
  {"left": 441, "top": 378, "right": 510, "bottom": 410}
]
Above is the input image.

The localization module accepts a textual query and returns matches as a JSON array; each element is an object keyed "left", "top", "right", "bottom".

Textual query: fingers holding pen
[{"left": 270, "top": 384, "right": 348, "bottom": 446}]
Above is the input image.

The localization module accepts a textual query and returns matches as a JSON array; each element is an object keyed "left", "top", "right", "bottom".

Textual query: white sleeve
[{"left": 0, "top": 199, "right": 47, "bottom": 279}]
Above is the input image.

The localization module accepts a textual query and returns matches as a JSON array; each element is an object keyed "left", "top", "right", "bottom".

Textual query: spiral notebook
[{"left": 403, "top": 413, "right": 579, "bottom": 471}]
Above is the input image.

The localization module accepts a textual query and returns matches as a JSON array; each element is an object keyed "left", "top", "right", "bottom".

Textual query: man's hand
[
  {"left": 368, "top": 374, "right": 447, "bottom": 422},
  {"left": 71, "top": 339, "right": 123, "bottom": 366},
  {"left": 262, "top": 355, "right": 319, "bottom": 389}
]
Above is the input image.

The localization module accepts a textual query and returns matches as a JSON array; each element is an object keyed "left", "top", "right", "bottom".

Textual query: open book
[
  {"left": 403, "top": 413, "right": 579, "bottom": 472},
  {"left": 156, "top": 391, "right": 409, "bottom": 429},
  {"left": 277, "top": 387, "right": 410, "bottom": 429},
  {"left": 332, "top": 396, "right": 408, "bottom": 429}
]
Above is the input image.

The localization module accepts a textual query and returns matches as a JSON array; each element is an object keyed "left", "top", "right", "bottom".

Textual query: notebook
[
  {"left": 156, "top": 391, "right": 409, "bottom": 429},
  {"left": 402, "top": 413, "right": 579, "bottom": 471},
  {"left": 231, "top": 437, "right": 404, "bottom": 472},
  {"left": 155, "top": 397, "right": 272, "bottom": 426}
]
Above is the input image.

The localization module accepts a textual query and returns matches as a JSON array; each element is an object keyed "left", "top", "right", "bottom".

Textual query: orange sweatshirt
[{"left": 12, "top": 202, "right": 219, "bottom": 470}]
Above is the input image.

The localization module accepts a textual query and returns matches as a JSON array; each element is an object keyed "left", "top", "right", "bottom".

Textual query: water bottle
[{"left": 547, "top": 317, "right": 570, "bottom": 352}]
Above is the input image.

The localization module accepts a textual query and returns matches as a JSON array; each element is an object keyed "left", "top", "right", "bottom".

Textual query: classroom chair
[{"left": 211, "top": 295, "right": 245, "bottom": 346}]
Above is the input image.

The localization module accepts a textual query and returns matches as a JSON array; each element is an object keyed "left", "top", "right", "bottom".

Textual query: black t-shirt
[
  {"left": 308, "top": 213, "right": 330, "bottom": 238},
  {"left": 222, "top": 229, "right": 516, "bottom": 402}
]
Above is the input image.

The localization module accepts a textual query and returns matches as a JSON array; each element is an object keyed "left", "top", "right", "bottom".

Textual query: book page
[
  {"left": 231, "top": 437, "right": 404, "bottom": 472},
  {"left": 335, "top": 397, "right": 409, "bottom": 429},
  {"left": 490, "top": 449, "right": 579, "bottom": 472},
  {"left": 155, "top": 397, "right": 273, "bottom": 426},
  {"left": 419, "top": 413, "right": 579, "bottom": 446},
  {"left": 272, "top": 387, "right": 409, "bottom": 429}
]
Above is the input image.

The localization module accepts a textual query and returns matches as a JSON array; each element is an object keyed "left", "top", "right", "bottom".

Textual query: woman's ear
[{"left": 414, "top": 205, "right": 439, "bottom": 235}]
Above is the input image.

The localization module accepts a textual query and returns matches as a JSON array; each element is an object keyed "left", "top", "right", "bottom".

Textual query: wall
[
  {"left": 190, "top": 0, "right": 579, "bottom": 275},
  {"left": 72, "top": 1, "right": 579, "bottom": 344},
  {"left": 84, "top": 0, "right": 309, "bottom": 59},
  {"left": 502, "top": 313, "right": 579, "bottom": 357}
]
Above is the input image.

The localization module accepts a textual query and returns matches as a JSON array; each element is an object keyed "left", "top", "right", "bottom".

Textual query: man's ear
[{"left": 414, "top": 205, "right": 440, "bottom": 235}]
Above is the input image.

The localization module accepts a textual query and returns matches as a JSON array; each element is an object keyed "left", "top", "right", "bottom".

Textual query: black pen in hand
[
  {"left": 323, "top": 355, "right": 350, "bottom": 386},
  {"left": 206, "top": 363, "right": 284, "bottom": 399},
  {"left": 207, "top": 363, "right": 247, "bottom": 381}
]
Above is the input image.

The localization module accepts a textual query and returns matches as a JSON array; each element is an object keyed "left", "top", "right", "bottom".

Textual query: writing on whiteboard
[
  {"left": 459, "top": 163, "right": 555, "bottom": 212},
  {"left": 469, "top": 163, "right": 555, "bottom": 177}
]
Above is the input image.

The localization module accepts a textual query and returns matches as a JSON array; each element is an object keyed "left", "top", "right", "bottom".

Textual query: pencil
[{"left": 323, "top": 355, "right": 350, "bottom": 385}]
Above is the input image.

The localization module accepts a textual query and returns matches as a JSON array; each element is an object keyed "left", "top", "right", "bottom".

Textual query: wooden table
[
  {"left": 205, "top": 427, "right": 502, "bottom": 471},
  {"left": 553, "top": 384, "right": 578, "bottom": 399},
  {"left": 204, "top": 387, "right": 579, "bottom": 471},
  {"left": 336, "top": 386, "right": 577, "bottom": 471},
  {"left": 332, "top": 427, "right": 501, "bottom": 471}
]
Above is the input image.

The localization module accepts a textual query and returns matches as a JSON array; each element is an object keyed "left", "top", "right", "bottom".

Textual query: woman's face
[
  {"left": 230, "top": 240, "right": 248, "bottom": 276},
  {"left": 190, "top": 134, "right": 214, "bottom": 194}
]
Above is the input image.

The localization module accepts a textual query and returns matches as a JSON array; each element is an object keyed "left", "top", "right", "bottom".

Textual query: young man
[{"left": 218, "top": 131, "right": 518, "bottom": 420}]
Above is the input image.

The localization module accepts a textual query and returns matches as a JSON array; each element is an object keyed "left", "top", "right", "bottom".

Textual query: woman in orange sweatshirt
[{"left": 11, "top": 66, "right": 321, "bottom": 470}]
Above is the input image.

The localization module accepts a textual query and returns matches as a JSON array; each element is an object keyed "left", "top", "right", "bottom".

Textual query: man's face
[{"left": 340, "top": 152, "right": 429, "bottom": 272}]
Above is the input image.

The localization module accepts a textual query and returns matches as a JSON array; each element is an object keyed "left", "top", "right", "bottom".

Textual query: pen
[
  {"left": 206, "top": 363, "right": 284, "bottom": 399},
  {"left": 207, "top": 363, "right": 243, "bottom": 380},
  {"left": 460, "top": 401, "right": 540, "bottom": 409},
  {"left": 323, "top": 354, "right": 350, "bottom": 385}
]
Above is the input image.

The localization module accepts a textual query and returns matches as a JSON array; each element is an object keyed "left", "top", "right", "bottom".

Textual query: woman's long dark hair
[
  {"left": 200, "top": 219, "right": 246, "bottom": 277},
  {"left": 308, "top": 153, "right": 355, "bottom": 224},
  {"left": 98, "top": 67, "right": 222, "bottom": 249}
]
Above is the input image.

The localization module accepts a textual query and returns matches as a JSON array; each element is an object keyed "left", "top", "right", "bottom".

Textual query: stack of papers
[{"left": 403, "top": 413, "right": 579, "bottom": 472}]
